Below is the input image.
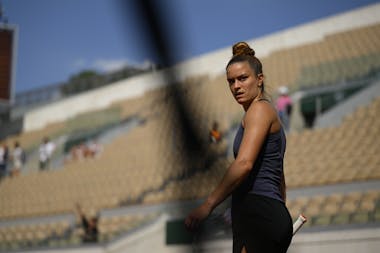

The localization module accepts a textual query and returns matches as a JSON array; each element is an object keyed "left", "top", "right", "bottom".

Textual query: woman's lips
[{"left": 235, "top": 92, "right": 244, "bottom": 99}]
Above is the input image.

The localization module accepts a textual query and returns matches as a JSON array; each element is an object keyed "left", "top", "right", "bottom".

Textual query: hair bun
[{"left": 232, "top": 42, "right": 255, "bottom": 57}]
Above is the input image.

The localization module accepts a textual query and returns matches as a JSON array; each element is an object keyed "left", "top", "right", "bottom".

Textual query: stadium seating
[
  {"left": 261, "top": 23, "right": 380, "bottom": 91},
  {"left": 1, "top": 66, "right": 379, "bottom": 220},
  {"left": 0, "top": 213, "right": 156, "bottom": 251},
  {"left": 285, "top": 96, "right": 380, "bottom": 188},
  {"left": 287, "top": 190, "right": 380, "bottom": 227}
]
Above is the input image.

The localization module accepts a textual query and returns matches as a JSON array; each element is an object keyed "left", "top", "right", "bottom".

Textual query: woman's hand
[{"left": 185, "top": 202, "right": 213, "bottom": 231}]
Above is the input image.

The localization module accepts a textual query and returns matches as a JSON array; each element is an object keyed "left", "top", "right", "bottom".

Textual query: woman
[{"left": 185, "top": 42, "right": 293, "bottom": 253}]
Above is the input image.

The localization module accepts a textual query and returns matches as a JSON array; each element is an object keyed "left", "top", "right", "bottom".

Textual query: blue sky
[{"left": 2, "top": 0, "right": 379, "bottom": 93}]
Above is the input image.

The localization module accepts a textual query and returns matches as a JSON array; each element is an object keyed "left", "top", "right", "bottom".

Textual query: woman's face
[{"left": 226, "top": 61, "right": 263, "bottom": 109}]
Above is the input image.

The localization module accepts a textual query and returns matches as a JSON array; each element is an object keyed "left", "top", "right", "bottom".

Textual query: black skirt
[{"left": 231, "top": 193, "right": 293, "bottom": 253}]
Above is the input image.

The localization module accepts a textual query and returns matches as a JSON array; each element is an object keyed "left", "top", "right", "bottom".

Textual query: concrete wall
[
  {"left": 23, "top": 3, "right": 380, "bottom": 132},
  {"left": 23, "top": 70, "right": 168, "bottom": 131}
]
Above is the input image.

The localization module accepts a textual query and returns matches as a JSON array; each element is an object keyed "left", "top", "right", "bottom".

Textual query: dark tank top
[{"left": 233, "top": 123, "right": 286, "bottom": 202}]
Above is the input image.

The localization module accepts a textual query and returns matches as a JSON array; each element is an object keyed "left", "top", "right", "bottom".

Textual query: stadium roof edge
[
  {"left": 248, "top": 2, "right": 380, "bottom": 58},
  {"left": 176, "top": 2, "right": 380, "bottom": 80}
]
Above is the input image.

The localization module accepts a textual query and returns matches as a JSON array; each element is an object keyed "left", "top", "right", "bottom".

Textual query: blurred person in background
[
  {"left": 39, "top": 137, "right": 56, "bottom": 170},
  {"left": 0, "top": 143, "right": 9, "bottom": 180},
  {"left": 75, "top": 203, "right": 99, "bottom": 243},
  {"left": 186, "top": 42, "right": 292, "bottom": 253},
  {"left": 87, "top": 139, "right": 103, "bottom": 158},
  {"left": 276, "top": 86, "right": 293, "bottom": 132},
  {"left": 11, "top": 141, "right": 26, "bottom": 177},
  {"left": 209, "top": 121, "right": 222, "bottom": 143}
]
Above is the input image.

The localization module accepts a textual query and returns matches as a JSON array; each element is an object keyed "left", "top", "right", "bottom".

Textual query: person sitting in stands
[
  {"left": 75, "top": 203, "right": 99, "bottom": 243},
  {"left": 209, "top": 121, "right": 222, "bottom": 143}
]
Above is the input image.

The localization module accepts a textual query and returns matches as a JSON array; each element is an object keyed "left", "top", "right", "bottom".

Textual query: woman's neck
[{"left": 243, "top": 95, "right": 267, "bottom": 111}]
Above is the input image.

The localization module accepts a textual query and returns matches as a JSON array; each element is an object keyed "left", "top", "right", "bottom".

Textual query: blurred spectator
[
  {"left": 75, "top": 203, "right": 99, "bottom": 243},
  {"left": 39, "top": 137, "right": 56, "bottom": 170},
  {"left": 0, "top": 143, "right": 9, "bottom": 180},
  {"left": 205, "top": 121, "right": 225, "bottom": 168},
  {"left": 11, "top": 141, "right": 26, "bottom": 177},
  {"left": 276, "top": 86, "right": 293, "bottom": 131},
  {"left": 69, "top": 143, "right": 84, "bottom": 161},
  {"left": 209, "top": 121, "right": 222, "bottom": 143},
  {"left": 87, "top": 140, "right": 103, "bottom": 158},
  {"left": 68, "top": 140, "right": 103, "bottom": 162}
]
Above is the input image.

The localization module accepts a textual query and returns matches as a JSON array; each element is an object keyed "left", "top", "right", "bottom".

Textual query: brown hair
[{"left": 226, "top": 42, "right": 266, "bottom": 94}]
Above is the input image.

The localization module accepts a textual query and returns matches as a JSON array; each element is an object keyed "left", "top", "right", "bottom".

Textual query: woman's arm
[{"left": 185, "top": 102, "right": 274, "bottom": 230}]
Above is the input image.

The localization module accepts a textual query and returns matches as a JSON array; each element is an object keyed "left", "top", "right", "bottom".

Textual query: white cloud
[
  {"left": 139, "top": 59, "right": 155, "bottom": 70},
  {"left": 92, "top": 59, "right": 128, "bottom": 73},
  {"left": 71, "top": 58, "right": 156, "bottom": 74}
]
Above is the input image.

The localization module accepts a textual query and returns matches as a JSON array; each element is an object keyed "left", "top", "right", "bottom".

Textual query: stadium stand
[
  {"left": 261, "top": 23, "right": 380, "bottom": 92},
  {"left": 1, "top": 76, "right": 379, "bottom": 252},
  {"left": 287, "top": 190, "right": 380, "bottom": 228}
]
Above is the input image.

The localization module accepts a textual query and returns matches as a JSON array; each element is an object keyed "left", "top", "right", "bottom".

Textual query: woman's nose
[{"left": 232, "top": 80, "right": 240, "bottom": 90}]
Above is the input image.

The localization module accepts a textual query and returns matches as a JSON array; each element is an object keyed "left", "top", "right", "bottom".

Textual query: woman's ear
[
  {"left": 258, "top": 73, "right": 264, "bottom": 83},
  {"left": 257, "top": 74, "right": 264, "bottom": 88}
]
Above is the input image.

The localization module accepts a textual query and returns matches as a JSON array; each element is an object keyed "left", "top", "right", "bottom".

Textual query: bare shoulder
[
  {"left": 248, "top": 100, "right": 276, "bottom": 118},
  {"left": 244, "top": 100, "right": 273, "bottom": 123},
  {"left": 244, "top": 100, "right": 279, "bottom": 132}
]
